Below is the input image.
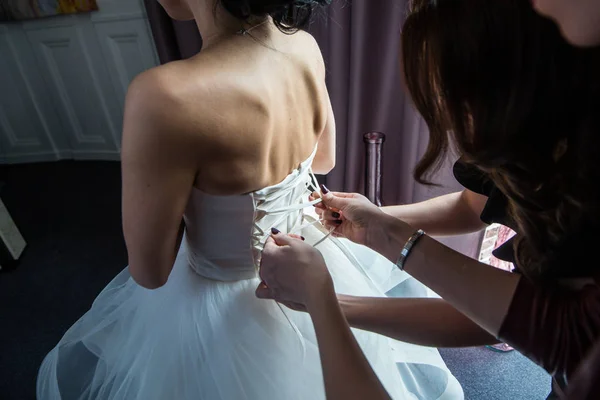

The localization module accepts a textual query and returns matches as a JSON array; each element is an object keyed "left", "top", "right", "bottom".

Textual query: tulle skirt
[{"left": 37, "top": 224, "right": 463, "bottom": 400}]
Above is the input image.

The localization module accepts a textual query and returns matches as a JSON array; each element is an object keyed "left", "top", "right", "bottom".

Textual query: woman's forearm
[
  {"left": 307, "top": 288, "right": 391, "bottom": 400},
  {"left": 370, "top": 215, "right": 521, "bottom": 337},
  {"left": 340, "top": 296, "right": 499, "bottom": 348},
  {"left": 381, "top": 190, "right": 487, "bottom": 237}
]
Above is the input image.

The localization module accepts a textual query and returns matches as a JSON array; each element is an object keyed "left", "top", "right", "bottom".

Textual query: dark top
[
  {"left": 452, "top": 161, "right": 516, "bottom": 266},
  {"left": 453, "top": 160, "right": 600, "bottom": 396},
  {"left": 567, "top": 339, "right": 600, "bottom": 399}
]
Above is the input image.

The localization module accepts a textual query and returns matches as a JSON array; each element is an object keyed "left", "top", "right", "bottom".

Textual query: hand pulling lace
[{"left": 251, "top": 168, "right": 381, "bottom": 363}]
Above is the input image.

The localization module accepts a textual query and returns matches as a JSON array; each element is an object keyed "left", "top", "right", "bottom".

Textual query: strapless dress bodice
[{"left": 183, "top": 148, "right": 320, "bottom": 281}]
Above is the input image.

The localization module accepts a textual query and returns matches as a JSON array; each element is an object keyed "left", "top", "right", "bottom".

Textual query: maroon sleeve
[
  {"left": 567, "top": 339, "right": 600, "bottom": 400},
  {"left": 497, "top": 278, "right": 600, "bottom": 379}
]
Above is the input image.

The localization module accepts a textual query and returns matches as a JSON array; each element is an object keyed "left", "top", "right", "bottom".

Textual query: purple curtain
[
  {"left": 309, "top": 1, "right": 408, "bottom": 204},
  {"left": 142, "top": 0, "right": 481, "bottom": 258},
  {"left": 143, "top": 0, "right": 202, "bottom": 62},
  {"left": 309, "top": 1, "right": 481, "bottom": 256}
]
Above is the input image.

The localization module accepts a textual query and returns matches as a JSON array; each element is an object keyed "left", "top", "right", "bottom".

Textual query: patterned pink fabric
[{"left": 489, "top": 225, "right": 516, "bottom": 271}]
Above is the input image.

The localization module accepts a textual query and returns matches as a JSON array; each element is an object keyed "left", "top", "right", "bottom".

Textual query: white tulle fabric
[{"left": 37, "top": 147, "right": 463, "bottom": 400}]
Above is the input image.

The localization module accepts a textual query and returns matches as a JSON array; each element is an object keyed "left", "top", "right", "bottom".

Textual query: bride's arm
[
  {"left": 311, "top": 41, "right": 336, "bottom": 175},
  {"left": 121, "top": 71, "right": 200, "bottom": 289},
  {"left": 312, "top": 93, "right": 336, "bottom": 175}
]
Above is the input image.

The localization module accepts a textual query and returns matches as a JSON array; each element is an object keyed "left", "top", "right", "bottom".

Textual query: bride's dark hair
[
  {"left": 402, "top": 0, "right": 600, "bottom": 281},
  {"left": 218, "top": 0, "right": 331, "bottom": 32}
]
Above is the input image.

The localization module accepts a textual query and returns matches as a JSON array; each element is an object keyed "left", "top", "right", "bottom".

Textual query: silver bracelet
[{"left": 395, "top": 229, "right": 425, "bottom": 271}]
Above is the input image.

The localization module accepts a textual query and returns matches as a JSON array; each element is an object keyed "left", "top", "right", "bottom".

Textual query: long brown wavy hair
[{"left": 402, "top": 0, "right": 600, "bottom": 281}]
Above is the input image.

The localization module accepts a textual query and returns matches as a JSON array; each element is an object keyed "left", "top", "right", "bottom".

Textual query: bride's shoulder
[
  {"left": 124, "top": 60, "right": 228, "bottom": 131},
  {"left": 121, "top": 62, "right": 225, "bottom": 163},
  {"left": 283, "top": 30, "right": 326, "bottom": 78},
  {"left": 126, "top": 60, "right": 209, "bottom": 110}
]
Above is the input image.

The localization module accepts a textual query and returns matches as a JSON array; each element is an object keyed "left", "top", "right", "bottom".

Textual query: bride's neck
[{"left": 191, "top": 1, "right": 262, "bottom": 48}]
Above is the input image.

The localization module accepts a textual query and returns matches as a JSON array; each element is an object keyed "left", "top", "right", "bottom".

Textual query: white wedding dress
[{"left": 37, "top": 146, "right": 463, "bottom": 400}]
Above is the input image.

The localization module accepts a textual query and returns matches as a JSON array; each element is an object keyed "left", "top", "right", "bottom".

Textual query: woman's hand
[
  {"left": 311, "top": 187, "right": 391, "bottom": 248},
  {"left": 259, "top": 235, "right": 392, "bottom": 400},
  {"left": 256, "top": 232, "right": 335, "bottom": 311}
]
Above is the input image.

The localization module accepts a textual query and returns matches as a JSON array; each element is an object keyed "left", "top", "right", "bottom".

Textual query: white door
[
  {"left": 0, "top": 0, "right": 159, "bottom": 163},
  {"left": 0, "top": 24, "right": 62, "bottom": 163}
]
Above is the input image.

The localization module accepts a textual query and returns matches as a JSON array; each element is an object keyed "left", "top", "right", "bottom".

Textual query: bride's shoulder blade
[
  {"left": 121, "top": 34, "right": 327, "bottom": 194},
  {"left": 122, "top": 59, "right": 242, "bottom": 152}
]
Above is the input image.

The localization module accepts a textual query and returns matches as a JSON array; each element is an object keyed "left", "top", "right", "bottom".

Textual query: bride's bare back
[
  {"left": 128, "top": 25, "right": 332, "bottom": 193},
  {"left": 120, "top": 14, "right": 334, "bottom": 288},
  {"left": 184, "top": 28, "right": 333, "bottom": 194}
]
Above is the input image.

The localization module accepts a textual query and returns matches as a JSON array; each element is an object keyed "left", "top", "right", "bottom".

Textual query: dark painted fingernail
[
  {"left": 271, "top": 228, "right": 280, "bottom": 234},
  {"left": 320, "top": 184, "right": 330, "bottom": 194},
  {"left": 332, "top": 212, "right": 340, "bottom": 219},
  {"left": 335, "top": 220, "right": 343, "bottom": 225},
  {"left": 301, "top": 236, "right": 306, "bottom": 241}
]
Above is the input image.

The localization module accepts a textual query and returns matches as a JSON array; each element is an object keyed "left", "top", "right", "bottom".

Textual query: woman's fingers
[
  {"left": 287, "top": 233, "right": 306, "bottom": 241},
  {"left": 270, "top": 231, "right": 297, "bottom": 246},
  {"left": 322, "top": 223, "right": 342, "bottom": 232},
  {"left": 309, "top": 193, "right": 326, "bottom": 210},
  {"left": 322, "top": 220, "right": 344, "bottom": 233},
  {"left": 330, "top": 230, "right": 344, "bottom": 238},
  {"left": 310, "top": 193, "right": 343, "bottom": 219},
  {"left": 320, "top": 192, "right": 351, "bottom": 212},
  {"left": 329, "top": 191, "right": 357, "bottom": 198},
  {"left": 256, "top": 282, "right": 308, "bottom": 311},
  {"left": 278, "top": 300, "right": 308, "bottom": 312},
  {"left": 255, "top": 281, "right": 273, "bottom": 299},
  {"left": 320, "top": 209, "right": 343, "bottom": 221},
  {"left": 310, "top": 191, "right": 348, "bottom": 228}
]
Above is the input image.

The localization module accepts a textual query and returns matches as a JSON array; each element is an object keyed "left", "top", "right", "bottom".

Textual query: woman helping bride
[{"left": 37, "top": 1, "right": 461, "bottom": 399}]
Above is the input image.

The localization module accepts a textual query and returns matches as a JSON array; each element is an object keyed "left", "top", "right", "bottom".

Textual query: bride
[{"left": 37, "top": 1, "right": 462, "bottom": 399}]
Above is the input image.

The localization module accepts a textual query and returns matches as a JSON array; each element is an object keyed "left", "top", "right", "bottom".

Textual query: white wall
[{"left": 0, "top": 0, "right": 158, "bottom": 163}]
